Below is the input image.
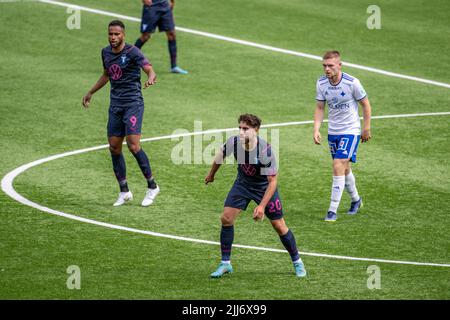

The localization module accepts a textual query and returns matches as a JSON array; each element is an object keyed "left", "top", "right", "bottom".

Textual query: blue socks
[
  {"left": 111, "top": 153, "right": 129, "bottom": 192},
  {"left": 279, "top": 229, "right": 300, "bottom": 262},
  {"left": 134, "top": 38, "right": 144, "bottom": 49},
  {"left": 168, "top": 39, "right": 177, "bottom": 68},
  {"left": 135, "top": 38, "right": 177, "bottom": 68},
  {"left": 220, "top": 225, "right": 234, "bottom": 262},
  {"left": 111, "top": 149, "right": 156, "bottom": 191},
  {"left": 132, "top": 149, "right": 157, "bottom": 189},
  {"left": 219, "top": 226, "right": 300, "bottom": 264}
]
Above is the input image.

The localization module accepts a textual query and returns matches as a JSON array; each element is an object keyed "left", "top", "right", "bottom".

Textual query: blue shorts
[
  {"left": 328, "top": 134, "right": 360, "bottom": 163},
  {"left": 224, "top": 181, "right": 284, "bottom": 220},
  {"left": 107, "top": 104, "right": 144, "bottom": 137},
  {"left": 141, "top": 3, "right": 175, "bottom": 33}
]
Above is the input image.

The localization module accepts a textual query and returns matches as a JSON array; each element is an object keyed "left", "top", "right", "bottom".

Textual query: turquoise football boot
[
  {"left": 293, "top": 261, "right": 307, "bottom": 278},
  {"left": 210, "top": 262, "right": 233, "bottom": 278},
  {"left": 171, "top": 66, "right": 188, "bottom": 74}
]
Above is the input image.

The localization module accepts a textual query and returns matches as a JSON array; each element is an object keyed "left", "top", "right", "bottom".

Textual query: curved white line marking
[
  {"left": 38, "top": 0, "right": 450, "bottom": 89},
  {"left": 7, "top": 2, "right": 450, "bottom": 265},
  {"left": 3, "top": 113, "right": 450, "bottom": 268}
]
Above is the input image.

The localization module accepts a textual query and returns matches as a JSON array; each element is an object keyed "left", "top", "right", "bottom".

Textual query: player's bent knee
[
  {"left": 141, "top": 33, "right": 151, "bottom": 42},
  {"left": 271, "top": 219, "right": 288, "bottom": 236},
  {"left": 221, "top": 215, "right": 234, "bottom": 226},
  {"left": 167, "top": 31, "right": 176, "bottom": 40},
  {"left": 345, "top": 167, "right": 351, "bottom": 175},
  {"left": 109, "top": 145, "right": 122, "bottom": 155},
  {"left": 221, "top": 208, "right": 239, "bottom": 226},
  {"left": 127, "top": 144, "right": 141, "bottom": 154},
  {"left": 220, "top": 212, "right": 234, "bottom": 226}
]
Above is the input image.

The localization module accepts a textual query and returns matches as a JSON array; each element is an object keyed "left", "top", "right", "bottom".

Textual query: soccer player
[
  {"left": 82, "top": 20, "right": 160, "bottom": 207},
  {"left": 134, "top": 0, "right": 188, "bottom": 75},
  {"left": 313, "top": 50, "right": 372, "bottom": 222},
  {"left": 205, "top": 114, "right": 307, "bottom": 278}
]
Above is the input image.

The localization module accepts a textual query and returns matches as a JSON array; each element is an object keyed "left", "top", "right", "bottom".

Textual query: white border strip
[
  {"left": 2, "top": 113, "right": 450, "bottom": 268},
  {"left": 37, "top": 0, "right": 450, "bottom": 89}
]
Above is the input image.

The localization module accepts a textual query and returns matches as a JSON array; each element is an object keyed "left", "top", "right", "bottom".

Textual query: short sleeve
[
  {"left": 222, "top": 136, "right": 237, "bottom": 158},
  {"left": 132, "top": 46, "right": 151, "bottom": 68},
  {"left": 260, "top": 144, "right": 278, "bottom": 176},
  {"left": 352, "top": 78, "right": 367, "bottom": 101},
  {"left": 316, "top": 80, "right": 326, "bottom": 101}
]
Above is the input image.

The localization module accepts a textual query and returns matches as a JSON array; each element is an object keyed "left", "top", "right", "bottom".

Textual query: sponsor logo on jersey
[
  {"left": 108, "top": 64, "right": 122, "bottom": 80},
  {"left": 333, "top": 103, "right": 350, "bottom": 110}
]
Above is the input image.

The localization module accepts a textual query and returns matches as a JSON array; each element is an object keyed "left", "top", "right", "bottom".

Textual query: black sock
[
  {"left": 135, "top": 38, "right": 144, "bottom": 49},
  {"left": 131, "top": 149, "right": 157, "bottom": 189},
  {"left": 111, "top": 153, "right": 129, "bottom": 192},
  {"left": 279, "top": 229, "right": 300, "bottom": 262},
  {"left": 220, "top": 225, "right": 234, "bottom": 262},
  {"left": 168, "top": 39, "right": 177, "bottom": 68}
]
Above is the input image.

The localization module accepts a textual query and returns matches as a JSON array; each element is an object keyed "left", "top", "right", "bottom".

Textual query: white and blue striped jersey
[{"left": 316, "top": 73, "right": 367, "bottom": 135}]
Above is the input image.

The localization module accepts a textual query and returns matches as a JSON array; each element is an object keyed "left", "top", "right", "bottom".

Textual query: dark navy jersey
[
  {"left": 222, "top": 136, "right": 278, "bottom": 188},
  {"left": 101, "top": 43, "right": 150, "bottom": 107}
]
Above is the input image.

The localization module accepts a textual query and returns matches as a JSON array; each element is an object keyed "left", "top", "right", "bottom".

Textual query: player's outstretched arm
[
  {"left": 143, "top": 64, "right": 157, "bottom": 89},
  {"left": 82, "top": 69, "right": 109, "bottom": 108},
  {"left": 313, "top": 101, "right": 325, "bottom": 144},
  {"left": 360, "top": 98, "right": 372, "bottom": 143},
  {"left": 143, "top": 0, "right": 152, "bottom": 6},
  {"left": 253, "top": 175, "right": 277, "bottom": 221},
  {"left": 205, "top": 151, "right": 224, "bottom": 184}
]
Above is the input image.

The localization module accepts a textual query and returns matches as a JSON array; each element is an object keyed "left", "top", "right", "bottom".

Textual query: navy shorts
[
  {"left": 141, "top": 3, "right": 175, "bottom": 33},
  {"left": 224, "top": 181, "right": 284, "bottom": 220},
  {"left": 107, "top": 104, "right": 144, "bottom": 137}
]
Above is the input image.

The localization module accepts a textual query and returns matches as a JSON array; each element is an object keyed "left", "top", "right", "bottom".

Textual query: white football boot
[
  {"left": 113, "top": 191, "right": 133, "bottom": 207},
  {"left": 141, "top": 186, "right": 160, "bottom": 207}
]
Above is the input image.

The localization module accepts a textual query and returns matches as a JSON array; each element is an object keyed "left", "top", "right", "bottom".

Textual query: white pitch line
[
  {"left": 37, "top": 0, "right": 450, "bottom": 89},
  {"left": 2, "top": 113, "right": 450, "bottom": 268},
  {"left": 261, "top": 111, "right": 450, "bottom": 129}
]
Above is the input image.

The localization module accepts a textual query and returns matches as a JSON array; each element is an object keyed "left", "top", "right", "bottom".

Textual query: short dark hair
[
  {"left": 238, "top": 114, "right": 262, "bottom": 129},
  {"left": 322, "top": 50, "right": 340, "bottom": 60},
  {"left": 108, "top": 20, "right": 125, "bottom": 30}
]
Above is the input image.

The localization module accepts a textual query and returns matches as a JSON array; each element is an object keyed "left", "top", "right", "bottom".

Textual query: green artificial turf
[{"left": 0, "top": 0, "right": 449, "bottom": 299}]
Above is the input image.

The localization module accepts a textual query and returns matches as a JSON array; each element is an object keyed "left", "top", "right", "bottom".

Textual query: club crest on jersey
[{"left": 121, "top": 55, "right": 127, "bottom": 65}]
